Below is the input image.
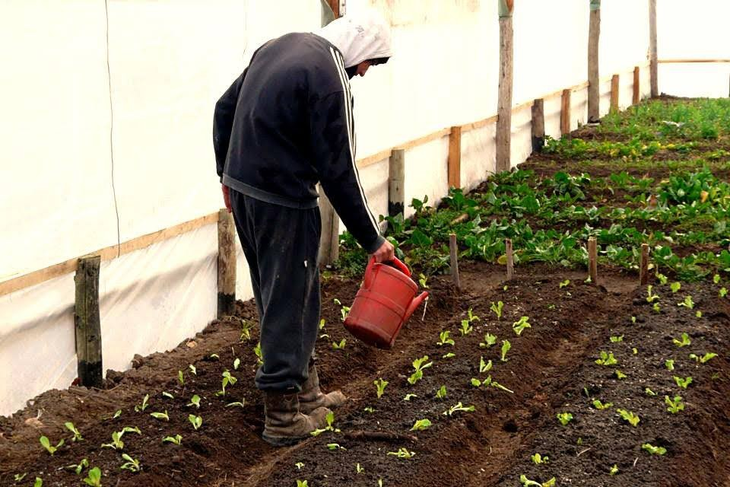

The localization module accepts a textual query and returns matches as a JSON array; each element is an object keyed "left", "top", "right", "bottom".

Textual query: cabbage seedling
[
  {"left": 356, "top": 463, "right": 365, "bottom": 474},
  {"left": 374, "top": 378, "right": 389, "bottom": 399},
  {"left": 678, "top": 296, "right": 694, "bottom": 309},
  {"left": 410, "top": 419, "right": 432, "bottom": 431},
  {"left": 404, "top": 393, "right": 418, "bottom": 401},
  {"left": 295, "top": 462, "right": 304, "bottom": 470},
  {"left": 310, "top": 411, "right": 340, "bottom": 436},
  {"left": 435, "top": 386, "right": 447, "bottom": 400},
  {"left": 188, "top": 395, "right": 201, "bottom": 409},
  {"left": 134, "top": 394, "right": 150, "bottom": 412},
  {"left": 610, "top": 335, "right": 624, "bottom": 343},
  {"left": 689, "top": 352, "right": 717, "bottom": 364},
  {"left": 665, "top": 359, "right": 675, "bottom": 371},
  {"left": 653, "top": 303, "right": 661, "bottom": 313},
  {"left": 387, "top": 447, "right": 415, "bottom": 459},
  {"left": 695, "top": 311, "right": 702, "bottom": 318},
  {"left": 442, "top": 352, "right": 456, "bottom": 359},
  {"left": 664, "top": 395, "right": 684, "bottom": 414},
  {"left": 163, "top": 434, "right": 182, "bottom": 445},
  {"left": 614, "top": 370, "right": 627, "bottom": 380},
  {"left": 480, "top": 333, "right": 497, "bottom": 348},
  {"left": 437, "top": 330, "right": 454, "bottom": 346},
  {"left": 479, "top": 357, "right": 493, "bottom": 373},
  {"left": 556, "top": 412, "right": 573, "bottom": 426},
  {"left": 188, "top": 414, "right": 203, "bottom": 430},
  {"left": 83, "top": 467, "right": 102, "bottom": 487},
  {"left": 226, "top": 399, "right": 245, "bottom": 408},
  {"left": 407, "top": 356, "right": 433, "bottom": 385},
  {"left": 418, "top": 273, "right": 429, "bottom": 289},
  {"left": 296, "top": 481, "right": 308, "bottom": 487},
  {"left": 120, "top": 453, "right": 141, "bottom": 473},
  {"left": 491, "top": 380, "right": 514, "bottom": 393},
  {"left": 656, "top": 273, "right": 668, "bottom": 285},
  {"left": 500, "top": 340, "right": 511, "bottom": 362},
  {"left": 14, "top": 474, "right": 26, "bottom": 482},
  {"left": 326, "top": 443, "right": 345, "bottom": 451},
  {"left": 319, "top": 319, "right": 325, "bottom": 330},
  {"left": 333, "top": 298, "right": 350, "bottom": 321},
  {"left": 188, "top": 364, "right": 197, "bottom": 375},
  {"left": 65, "top": 422, "right": 83, "bottom": 442},
  {"left": 520, "top": 475, "right": 556, "bottom": 487},
  {"left": 720, "top": 287, "right": 728, "bottom": 298},
  {"left": 670, "top": 282, "right": 681, "bottom": 293},
  {"left": 65, "top": 458, "right": 88, "bottom": 475},
  {"left": 443, "top": 402, "right": 475, "bottom": 416},
  {"left": 616, "top": 409, "right": 640, "bottom": 427},
  {"left": 512, "top": 316, "right": 531, "bottom": 336},
  {"left": 490, "top": 301, "right": 504, "bottom": 320},
  {"left": 162, "top": 392, "right": 174, "bottom": 400},
  {"left": 646, "top": 285, "right": 660, "bottom": 303},
  {"left": 531, "top": 453, "right": 548, "bottom": 465},
  {"left": 150, "top": 410, "right": 169, "bottom": 422},
  {"left": 178, "top": 370, "right": 185, "bottom": 386},
  {"left": 39, "top": 436, "right": 64, "bottom": 455},
  {"left": 592, "top": 400, "right": 613, "bottom": 410},
  {"left": 559, "top": 279, "right": 570, "bottom": 288},
  {"left": 112, "top": 410, "right": 122, "bottom": 419},
  {"left": 332, "top": 338, "right": 347, "bottom": 350},
  {"left": 645, "top": 387, "right": 657, "bottom": 396},
  {"left": 674, "top": 376, "right": 693, "bottom": 389},
  {"left": 253, "top": 342, "right": 263, "bottom": 365},
  {"left": 609, "top": 464, "right": 619, "bottom": 476},
  {"left": 713, "top": 274, "right": 721, "bottom": 284},
  {"left": 642, "top": 443, "right": 667, "bottom": 455},
  {"left": 459, "top": 319, "right": 473, "bottom": 336},
  {"left": 595, "top": 351, "right": 618, "bottom": 366},
  {"left": 233, "top": 358, "right": 241, "bottom": 370}
]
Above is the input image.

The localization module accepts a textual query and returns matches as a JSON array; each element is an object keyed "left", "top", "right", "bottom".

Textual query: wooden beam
[
  {"left": 610, "top": 74, "right": 620, "bottom": 112},
  {"left": 588, "top": 237, "right": 598, "bottom": 284},
  {"left": 640, "top": 243, "right": 650, "bottom": 285},
  {"left": 633, "top": 66, "right": 641, "bottom": 105},
  {"left": 448, "top": 126, "right": 462, "bottom": 188},
  {"left": 588, "top": 0, "right": 601, "bottom": 122},
  {"left": 561, "top": 89, "right": 572, "bottom": 136},
  {"left": 496, "top": 3, "right": 514, "bottom": 173},
  {"left": 449, "top": 234, "right": 461, "bottom": 290},
  {"left": 531, "top": 99, "right": 545, "bottom": 153},
  {"left": 217, "top": 209, "right": 236, "bottom": 318},
  {"left": 659, "top": 59, "right": 730, "bottom": 64},
  {"left": 505, "top": 239, "right": 514, "bottom": 280},
  {"left": 388, "top": 149, "right": 405, "bottom": 217},
  {"left": 328, "top": 0, "right": 340, "bottom": 18},
  {"left": 74, "top": 256, "right": 103, "bottom": 388},
  {"left": 318, "top": 187, "right": 339, "bottom": 266},
  {"left": 649, "top": 0, "right": 658, "bottom": 97}
]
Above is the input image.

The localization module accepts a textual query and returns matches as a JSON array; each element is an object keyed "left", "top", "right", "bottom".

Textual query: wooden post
[
  {"left": 505, "top": 238, "right": 514, "bottom": 280},
  {"left": 531, "top": 98, "right": 545, "bottom": 153},
  {"left": 448, "top": 126, "right": 462, "bottom": 188},
  {"left": 588, "top": 0, "right": 601, "bottom": 122},
  {"left": 496, "top": 0, "right": 514, "bottom": 173},
  {"left": 588, "top": 237, "right": 598, "bottom": 283},
  {"left": 318, "top": 187, "right": 340, "bottom": 266},
  {"left": 388, "top": 149, "right": 405, "bottom": 217},
  {"left": 327, "top": 0, "right": 340, "bottom": 18},
  {"left": 217, "top": 209, "right": 236, "bottom": 318},
  {"left": 649, "top": 0, "right": 658, "bottom": 97},
  {"left": 610, "top": 74, "right": 620, "bottom": 112},
  {"left": 640, "top": 243, "right": 650, "bottom": 285},
  {"left": 561, "top": 89, "right": 572, "bottom": 136},
  {"left": 74, "top": 256, "right": 103, "bottom": 388},
  {"left": 633, "top": 66, "right": 641, "bottom": 104},
  {"left": 449, "top": 234, "right": 461, "bottom": 290}
]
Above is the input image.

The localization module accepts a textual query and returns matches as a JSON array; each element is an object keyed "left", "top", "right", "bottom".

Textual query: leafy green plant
[
  {"left": 65, "top": 422, "right": 83, "bottom": 442},
  {"left": 443, "top": 402, "right": 475, "bottom": 416},
  {"left": 356, "top": 463, "right": 365, "bottom": 474},
  {"left": 163, "top": 434, "right": 182, "bottom": 445},
  {"left": 332, "top": 338, "right": 347, "bottom": 350},
  {"left": 531, "top": 453, "right": 549, "bottom": 465},
  {"left": 592, "top": 399, "right": 613, "bottom": 410},
  {"left": 595, "top": 351, "right": 618, "bottom": 366},
  {"left": 559, "top": 279, "right": 570, "bottom": 288},
  {"left": 34, "top": 478, "right": 43, "bottom": 487},
  {"left": 557, "top": 412, "right": 573, "bottom": 426},
  {"left": 645, "top": 387, "right": 657, "bottom": 396},
  {"left": 435, "top": 386, "right": 447, "bottom": 400},
  {"left": 333, "top": 298, "right": 351, "bottom": 321},
  {"left": 610, "top": 464, "right": 619, "bottom": 476},
  {"left": 134, "top": 394, "right": 149, "bottom": 412},
  {"left": 296, "top": 480, "right": 309, "bottom": 487},
  {"left": 233, "top": 358, "right": 241, "bottom": 370},
  {"left": 387, "top": 447, "right": 415, "bottom": 459},
  {"left": 714, "top": 274, "right": 721, "bottom": 284},
  {"left": 410, "top": 419, "right": 432, "bottom": 431},
  {"left": 617, "top": 409, "right": 640, "bottom": 427},
  {"left": 512, "top": 316, "right": 532, "bottom": 336},
  {"left": 39, "top": 436, "right": 64, "bottom": 455},
  {"left": 14, "top": 473, "right": 27, "bottom": 482},
  {"left": 162, "top": 392, "right": 174, "bottom": 400},
  {"left": 665, "top": 359, "right": 675, "bottom": 371},
  {"left": 665, "top": 395, "right": 685, "bottom": 414},
  {"left": 101, "top": 427, "right": 140, "bottom": 450},
  {"left": 479, "top": 356, "right": 493, "bottom": 374},
  {"left": 437, "top": 330, "right": 454, "bottom": 346},
  {"left": 188, "top": 364, "right": 197, "bottom": 375},
  {"left": 646, "top": 285, "right": 660, "bottom": 303},
  {"left": 673, "top": 333, "right": 691, "bottom": 347},
  {"left": 721, "top": 287, "right": 728, "bottom": 298},
  {"left": 188, "top": 414, "right": 203, "bottom": 430},
  {"left": 670, "top": 282, "right": 681, "bottom": 293},
  {"left": 490, "top": 301, "right": 504, "bottom": 320},
  {"left": 188, "top": 394, "right": 201, "bottom": 409},
  {"left": 405, "top": 393, "right": 419, "bottom": 401},
  {"left": 310, "top": 411, "right": 340, "bottom": 437},
  {"left": 83, "top": 467, "right": 102, "bottom": 487},
  {"left": 150, "top": 410, "right": 169, "bottom": 421},
  {"left": 216, "top": 370, "right": 238, "bottom": 396},
  {"left": 178, "top": 370, "right": 185, "bottom": 386},
  {"left": 614, "top": 369, "right": 627, "bottom": 380},
  {"left": 500, "top": 340, "right": 511, "bottom": 362},
  {"left": 326, "top": 443, "right": 345, "bottom": 451},
  {"left": 653, "top": 302, "right": 661, "bottom": 313},
  {"left": 520, "top": 474, "right": 556, "bottom": 487},
  {"left": 610, "top": 335, "right": 624, "bottom": 343},
  {"left": 418, "top": 273, "right": 429, "bottom": 289},
  {"left": 480, "top": 333, "right": 497, "bottom": 348},
  {"left": 642, "top": 443, "right": 667, "bottom": 455},
  {"left": 678, "top": 296, "right": 695, "bottom": 309},
  {"left": 65, "top": 458, "right": 89, "bottom": 475},
  {"left": 253, "top": 342, "right": 263, "bottom": 365},
  {"left": 120, "top": 453, "right": 141, "bottom": 473},
  {"left": 442, "top": 352, "right": 456, "bottom": 359},
  {"left": 407, "top": 356, "right": 433, "bottom": 385},
  {"left": 674, "top": 376, "right": 693, "bottom": 389},
  {"left": 459, "top": 319, "right": 474, "bottom": 336},
  {"left": 226, "top": 399, "right": 245, "bottom": 408},
  {"left": 374, "top": 378, "right": 389, "bottom": 399},
  {"left": 689, "top": 352, "right": 717, "bottom": 364}
]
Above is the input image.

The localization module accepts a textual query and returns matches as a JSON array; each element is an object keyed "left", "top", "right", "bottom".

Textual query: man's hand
[
  {"left": 371, "top": 239, "right": 395, "bottom": 263},
  {"left": 222, "top": 184, "right": 232, "bottom": 213}
]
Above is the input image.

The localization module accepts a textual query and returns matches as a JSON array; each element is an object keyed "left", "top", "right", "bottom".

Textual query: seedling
[
  {"left": 387, "top": 447, "right": 415, "bottom": 459},
  {"left": 479, "top": 357, "right": 493, "bottom": 373},
  {"left": 678, "top": 296, "right": 695, "bottom": 309},
  {"left": 217, "top": 370, "right": 238, "bottom": 396},
  {"left": 407, "top": 356, "right": 433, "bottom": 385},
  {"left": 333, "top": 298, "right": 350, "bottom": 321},
  {"left": 188, "top": 414, "right": 203, "bottom": 430},
  {"left": 65, "top": 458, "right": 88, "bottom": 475},
  {"left": 610, "top": 335, "right": 624, "bottom": 343},
  {"left": 459, "top": 319, "right": 473, "bottom": 336},
  {"left": 642, "top": 443, "right": 667, "bottom": 455},
  {"left": 296, "top": 481, "right": 309, "bottom": 487},
  {"left": 665, "top": 359, "right": 675, "bottom": 371},
  {"left": 442, "top": 352, "right": 456, "bottom": 359},
  {"left": 470, "top": 378, "right": 483, "bottom": 388},
  {"left": 295, "top": 462, "right": 304, "bottom": 470},
  {"left": 210, "top": 353, "right": 220, "bottom": 360},
  {"left": 178, "top": 370, "right": 185, "bottom": 386},
  {"left": 670, "top": 282, "right": 681, "bottom": 293},
  {"left": 443, "top": 402, "right": 475, "bottom": 416},
  {"left": 188, "top": 395, "right": 201, "bottom": 409},
  {"left": 512, "top": 316, "right": 531, "bottom": 336},
  {"left": 188, "top": 364, "right": 197, "bottom": 375},
  {"left": 674, "top": 376, "right": 693, "bottom": 389},
  {"left": 490, "top": 301, "right": 504, "bottom": 320},
  {"left": 556, "top": 412, "right": 573, "bottom": 426},
  {"left": 134, "top": 394, "right": 150, "bottom": 412},
  {"left": 646, "top": 285, "right": 660, "bottom": 303},
  {"left": 310, "top": 411, "right": 340, "bottom": 436},
  {"left": 520, "top": 475, "right": 556, "bottom": 487},
  {"left": 673, "top": 333, "right": 691, "bottom": 347},
  {"left": 595, "top": 351, "right": 618, "bottom": 366},
  {"left": 633, "top": 348, "right": 638, "bottom": 355},
  {"left": 163, "top": 434, "right": 182, "bottom": 445},
  {"left": 665, "top": 395, "right": 685, "bottom": 414},
  {"left": 65, "top": 422, "right": 83, "bottom": 442},
  {"left": 364, "top": 406, "right": 375, "bottom": 413},
  {"left": 14, "top": 473, "right": 27, "bottom": 482},
  {"left": 410, "top": 419, "right": 432, "bottom": 431},
  {"left": 559, "top": 279, "right": 570, "bottom": 288},
  {"left": 490, "top": 378, "right": 514, "bottom": 394},
  {"left": 374, "top": 378, "right": 389, "bottom": 399},
  {"left": 480, "top": 333, "right": 498, "bottom": 348},
  {"left": 253, "top": 342, "right": 263, "bottom": 365},
  {"left": 467, "top": 308, "right": 480, "bottom": 323},
  {"left": 437, "top": 330, "right": 454, "bottom": 346},
  {"left": 713, "top": 274, "right": 721, "bottom": 284},
  {"left": 83, "top": 467, "right": 102, "bottom": 487},
  {"left": 614, "top": 370, "right": 627, "bottom": 380},
  {"left": 326, "top": 443, "right": 345, "bottom": 451},
  {"left": 34, "top": 479, "right": 42, "bottom": 487},
  {"left": 39, "top": 436, "right": 64, "bottom": 455},
  {"left": 610, "top": 464, "right": 619, "bottom": 476},
  {"left": 689, "top": 352, "right": 717, "bottom": 364},
  {"left": 645, "top": 387, "right": 657, "bottom": 396},
  {"left": 150, "top": 410, "right": 169, "bottom": 421},
  {"left": 319, "top": 319, "right": 326, "bottom": 330},
  {"left": 112, "top": 410, "right": 122, "bottom": 419},
  {"left": 101, "top": 427, "right": 140, "bottom": 450},
  {"left": 162, "top": 392, "right": 174, "bottom": 399},
  {"left": 356, "top": 463, "right": 365, "bottom": 474},
  {"left": 656, "top": 273, "right": 668, "bottom": 285},
  {"left": 531, "top": 453, "right": 549, "bottom": 465},
  {"left": 435, "top": 386, "right": 447, "bottom": 400},
  {"left": 631, "top": 316, "right": 637, "bottom": 324},
  {"left": 240, "top": 320, "right": 252, "bottom": 341},
  {"left": 404, "top": 393, "right": 418, "bottom": 401},
  {"left": 720, "top": 287, "right": 728, "bottom": 298},
  {"left": 696, "top": 311, "right": 702, "bottom": 318},
  {"left": 592, "top": 400, "right": 613, "bottom": 410},
  {"left": 418, "top": 273, "right": 429, "bottom": 289},
  {"left": 233, "top": 358, "right": 241, "bottom": 370},
  {"left": 226, "top": 400, "right": 245, "bottom": 408},
  {"left": 500, "top": 340, "right": 511, "bottom": 362},
  {"left": 120, "top": 453, "right": 141, "bottom": 473},
  {"left": 332, "top": 338, "right": 347, "bottom": 350},
  {"left": 616, "top": 409, "right": 640, "bottom": 427},
  {"left": 653, "top": 302, "right": 661, "bottom": 313}
]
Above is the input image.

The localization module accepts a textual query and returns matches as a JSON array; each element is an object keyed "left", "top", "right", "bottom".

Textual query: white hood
[{"left": 317, "top": 10, "right": 393, "bottom": 68}]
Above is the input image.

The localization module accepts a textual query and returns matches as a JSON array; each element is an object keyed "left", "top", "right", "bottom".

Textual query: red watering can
[{"left": 344, "top": 257, "right": 429, "bottom": 349}]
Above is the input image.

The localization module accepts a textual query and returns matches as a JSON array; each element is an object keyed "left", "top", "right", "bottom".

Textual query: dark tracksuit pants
[{"left": 229, "top": 189, "right": 321, "bottom": 392}]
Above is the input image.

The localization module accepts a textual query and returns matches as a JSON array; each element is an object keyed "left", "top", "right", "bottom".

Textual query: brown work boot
[
  {"left": 262, "top": 391, "right": 330, "bottom": 447},
  {"left": 299, "top": 364, "right": 347, "bottom": 415}
]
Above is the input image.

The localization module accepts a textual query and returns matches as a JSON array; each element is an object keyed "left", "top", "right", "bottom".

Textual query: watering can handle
[{"left": 364, "top": 257, "right": 412, "bottom": 288}]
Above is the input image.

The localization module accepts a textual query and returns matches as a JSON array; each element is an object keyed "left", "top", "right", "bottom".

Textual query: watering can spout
[{"left": 404, "top": 292, "right": 429, "bottom": 323}]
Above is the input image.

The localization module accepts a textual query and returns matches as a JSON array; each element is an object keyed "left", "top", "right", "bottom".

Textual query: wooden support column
[
  {"left": 633, "top": 66, "right": 641, "bottom": 104},
  {"left": 449, "top": 234, "right": 461, "bottom": 290},
  {"left": 318, "top": 187, "right": 340, "bottom": 266},
  {"left": 327, "top": 0, "right": 340, "bottom": 18},
  {"left": 588, "top": 237, "right": 598, "bottom": 283},
  {"left": 448, "top": 126, "right": 462, "bottom": 188},
  {"left": 649, "top": 0, "right": 658, "bottom": 97},
  {"left": 561, "top": 89, "right": 572, "bottom": 136},
  {"left": 388, "top": 149, "right": 405, "bottom": 217},
  {"left": 505, "top": 239, "right": 514, "bottom": 280},
  {"left": 74, "top": 256, "right": 103, "bottom": 388},
  {"left": 496, "top": 0, "right": 514, "bottom": 173},
  {"left": 588, "top": 0, "right": 601, "bottom": 122},
  {"left": 640, "top": 243, "right": 650, "bottom": 285},
  {"left": 217, "top": 209, "right": 236, "bottom": 318},
  {"left": 610, "top": 74, "right": 620, "bottom": 112},
  {"left": 531, "top": 99, "right": 545, "bottom": 153}
]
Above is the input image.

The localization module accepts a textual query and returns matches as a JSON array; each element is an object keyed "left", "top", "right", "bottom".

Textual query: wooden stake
[
  {"left": 588, "top": 237, "right": 598, "bottom": 284},
  {"left": 505, "top": 238, "right": 514, "bottom": 280},
  {"left": 561, "top": 89, "right": 572, "bottom": 136},
  {"left": 531, "top": 98, "right": 545, "bottom": 153},
  {"left": 449, "top": 233, "right": 461, "bottom": 290},
  {"left": 217, "top": 209, "right": 236, "bottom": 318},
  {"left": 588, "top": 0, "right": 601, "bottom": 122},
  {"left": 610, "top": 74, "right": 620, "bottom": 112},
  {"left": 318, "top": 187, "right": 340, "bottom": 266},
  {"left": 496, "top": 1, "right": 514, "bottom": 173},
  {"left": 633, "top": 66, "right": 641, "bottom": 104},
  {"left": 448, "top": 126, "right": 462, "bottom": 188},
  {"left": 640, "top": 243, "right": 650, "bottom": 285},
  {"left": 649, "top": 0, "right": 658, "bottom": 97},
  {"left": 74, "top": 256, "right": 103, "bottom": 388},
  {"left": 388, "top": 149, "right": 405, "bottom": 217}
]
